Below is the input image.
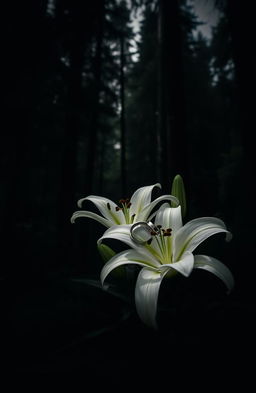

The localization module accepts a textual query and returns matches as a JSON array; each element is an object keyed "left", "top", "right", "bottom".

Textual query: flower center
[
  {"left": 148, "top": 225, "right": 172, "bottom": 264},
  {"left": 115, "top": 198, "right": 131, "bottom": 211},
  {"left": 115, "top": 198, "right": 135, "bottom": 224},
  {"left": 107, "top": 198, "right": 136, "bottom": 224},
  {"left": 130, "top": 222, "right": 172, "bottom": 261}
]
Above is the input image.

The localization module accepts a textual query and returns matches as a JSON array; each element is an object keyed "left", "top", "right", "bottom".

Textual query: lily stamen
[
  {"left": 131, "top": 213, "right": 136, "bottom": 223},
  {"left": 115, "top": 198, "right": 132, "bottom": 220},
  {"left": 163, "top": 228, "right": 172, "bottom": 236},
  {"left": 115, "top": 198, "right": 132, "bottom": 223},
  {"left": 148, "top": 226, "right": 172, "bottom": 263}
]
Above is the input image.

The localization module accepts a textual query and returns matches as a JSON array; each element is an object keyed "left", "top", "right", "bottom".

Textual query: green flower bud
[
  {"left": 97, "top": 243, "right": 125, "bottom": 277},
  {"left": 171, "top": 174, "right": 187, "bottom": 218},
  {"left": 97, "top": 243, "right": 116, "bottom": 263}
]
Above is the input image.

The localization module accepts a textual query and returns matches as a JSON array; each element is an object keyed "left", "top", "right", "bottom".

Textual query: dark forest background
[{"left": 1, "top": 0, "right": 256, "bottom": 379}]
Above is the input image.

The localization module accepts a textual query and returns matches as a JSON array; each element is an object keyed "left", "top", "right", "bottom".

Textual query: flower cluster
[{"left": 71, "top": 181, "right": 234, "bottom": 328}]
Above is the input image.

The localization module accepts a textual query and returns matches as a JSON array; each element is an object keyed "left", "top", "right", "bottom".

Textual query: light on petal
[
  {"left": 100, "top": 249, "right": 161, "bottom": 286},
  {"left": 173, "top": 217, "right": 231, "bottom": 261},
  {"left": 162, "top": 251, "right": 194, "bottom": 277},
  {"left": 135, "top": 267, "right": 167, "bottom": 329},
  {"left": 194, "top": 254, "right": 235, "bottom": 293}
]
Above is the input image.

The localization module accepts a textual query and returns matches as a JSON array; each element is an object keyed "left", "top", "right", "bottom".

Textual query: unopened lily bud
[
  {"left": 97, "top": 243, "right": 116, "bottom": 263},
  {"left": 98, "top": 242, "right": 127, "bottom": 278},
  {"left": 171, "top": 174, "right": 187, "bottom": 218},
  {"left": 97, "top": 243, "right": 127, "bottom": 277}
]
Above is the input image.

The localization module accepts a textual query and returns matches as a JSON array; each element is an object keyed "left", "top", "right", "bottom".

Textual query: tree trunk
[
  {"left": 57, "top": 38, "right": 84, "bottom": 263},
  {"left": 158, "top": 0, "right": 188, "bottom": 193},
  {"left": 84, "top": 1, "right": 105, "bottom": 196},
  {"left": 225, "top": 0, "right": 256, "bottom": 294},
  {"left": 120, "top": 35, "right": 127, "bottom": 196},
  {"left": 1, "top": 0, "right": 53, "bottom": 274},
  {"left": 57, "top": 2, "right": 90, "bottom": 263},
  {"left": 226, "top": 0, "right": 256, "bottom": 176}
]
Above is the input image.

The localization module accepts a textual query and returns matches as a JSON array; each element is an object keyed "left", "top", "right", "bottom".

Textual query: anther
[
  {"left": 163, "top": 228, "right": 172, "bottom": 236},
  {"left": 131, "top": 213, "right": 136, "bottom": 223}
]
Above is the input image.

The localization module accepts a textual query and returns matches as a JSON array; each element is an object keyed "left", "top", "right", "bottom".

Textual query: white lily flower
[
  {"left": 98, "top": 204, "right": 234, "bottom": 329},
  {"left": 71, "top": 183, "right": 179, "bottom": 228}
]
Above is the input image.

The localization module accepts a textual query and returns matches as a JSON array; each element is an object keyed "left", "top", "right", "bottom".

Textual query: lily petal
[
  {"left": 100, "top": 249, "right": 160, "bottom": 286},
  {"left": 174, "top": 217, "right": 231, "bottom": 261},
  {"left": 98, "top": 225, "right": 161, "bottom": 266},
  {"left": 139, "top": 195, "right": 180, "bottom": 222},
  {"left": 98, "top": 224, "right": 134, "bottom": 248},
  {"left": 194, "top": 254, "right": 235, "bottom": 293},
  {"left": 77, "top": 195, "right": 124, "bottom": 225},
  {"left": 154, "top": 204, "right": 183, "bottom": 233},
  {"left": 71, "top": 211, "right": 111, "bottom": 227},
  {"left": 129, "top": 183, "right": 161, "bottom": 217},
  {"left": 162, "top": 251, "right": 194, "bottom": 277},
  {"left": 135, "top": 267, "right": 169, "bottom": 329}
]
